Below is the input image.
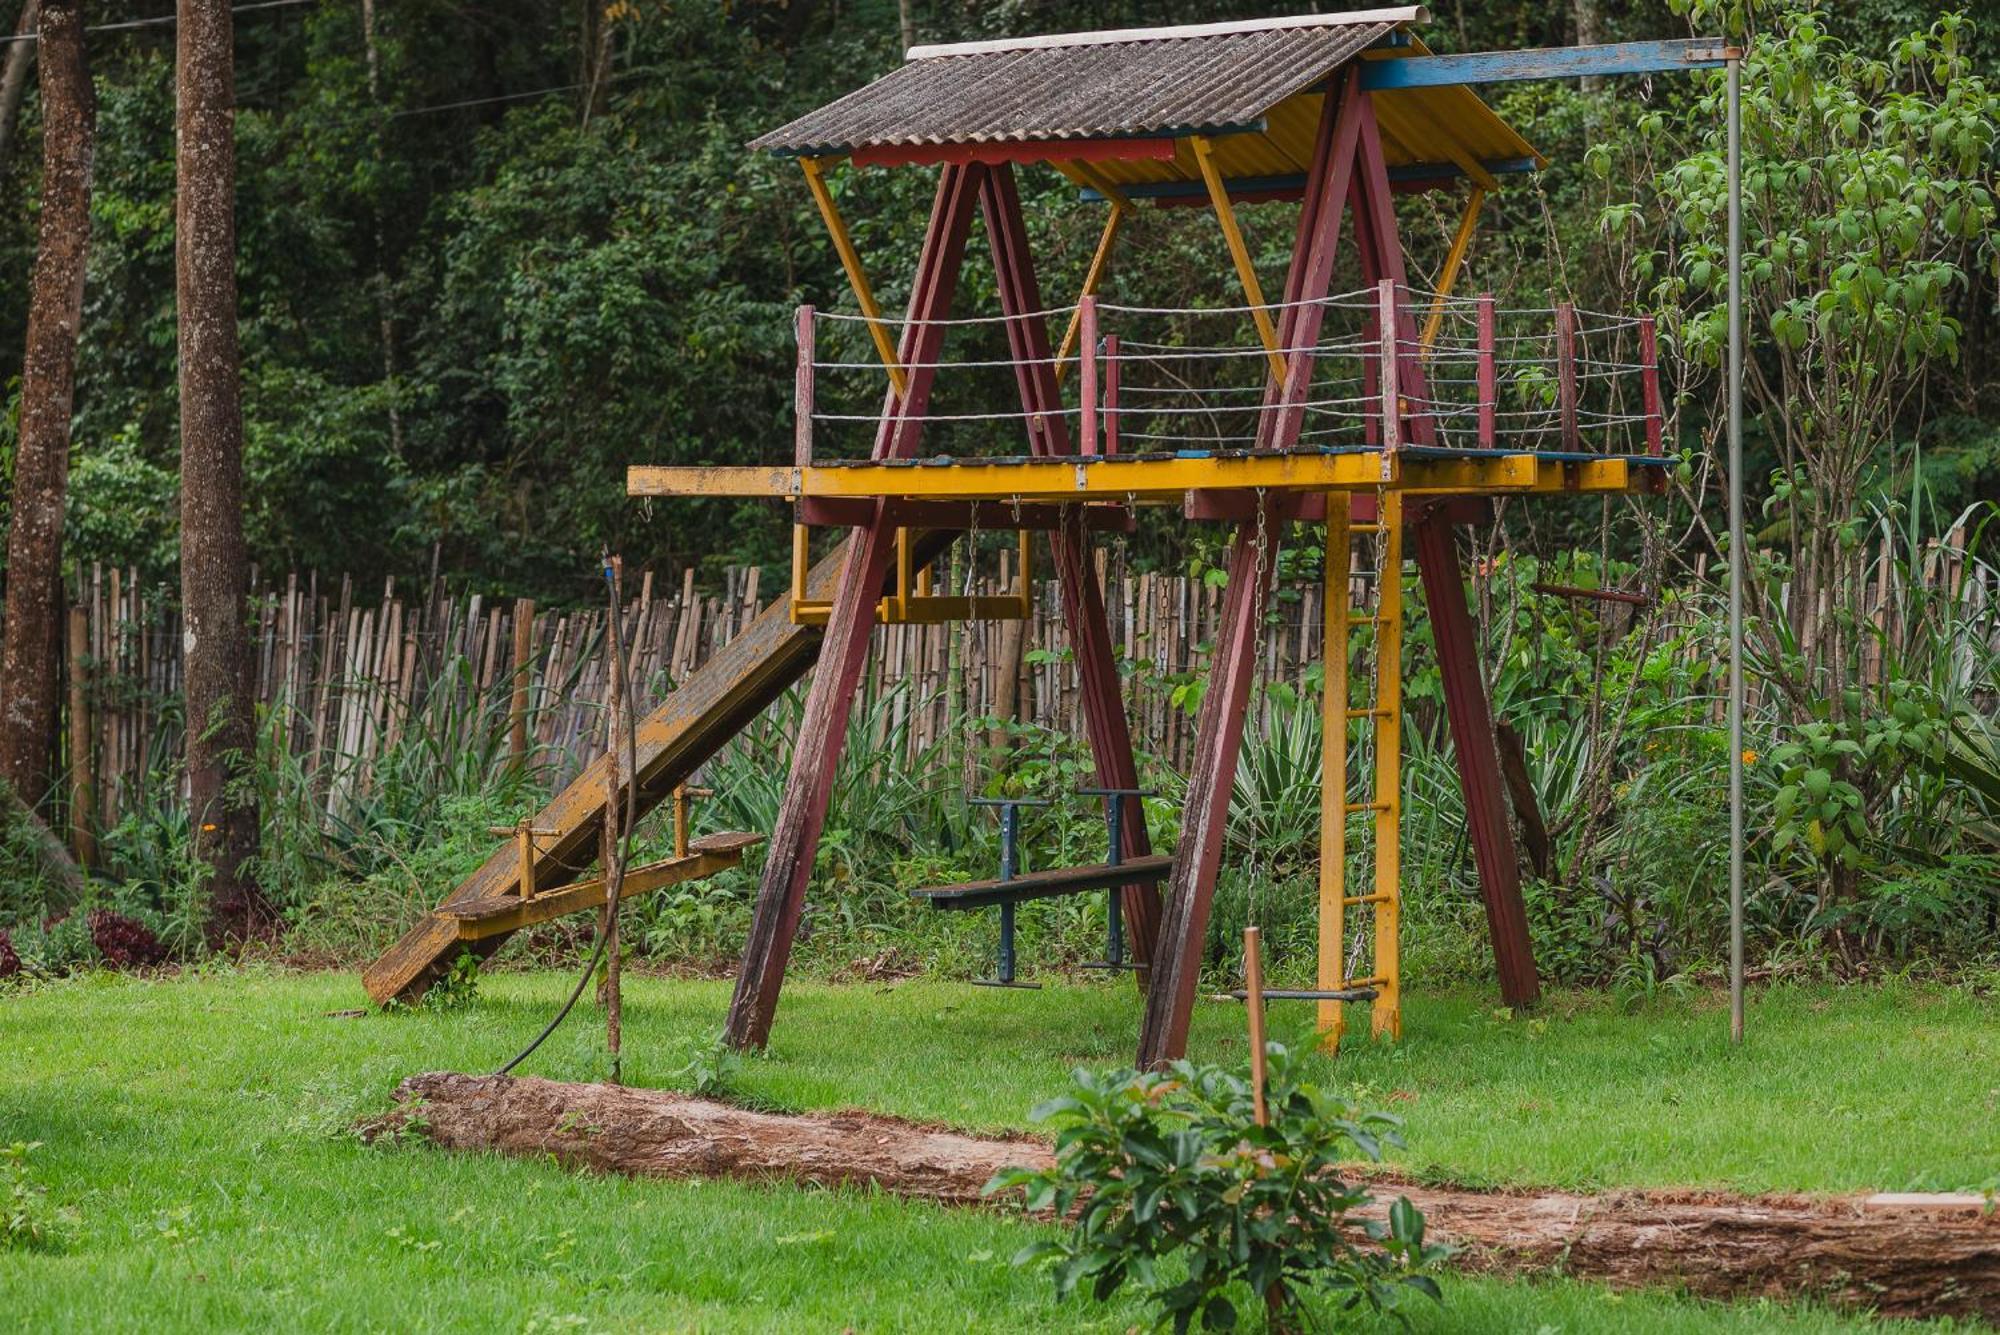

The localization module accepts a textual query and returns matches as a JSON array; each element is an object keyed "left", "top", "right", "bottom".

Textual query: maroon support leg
[
  {"left": 1411, "top": 509, "right": 1541, "bottom": 1008},
  {"left": 1134, "top": 81, "right": 1372, "bottom": 1067},
  {"left": 978, "top": 165, "right": 1162, "bottom": 969},
  {"left": 1136, "top": 503, "right": 1281, "bottom": 1068},
  {"left": 724, "top": 165, "right": 985, "bottom": 1050}
]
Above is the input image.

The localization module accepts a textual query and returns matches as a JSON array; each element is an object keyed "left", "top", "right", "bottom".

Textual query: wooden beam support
[
  {"left": 1053, "top": 202, "right": 1126, "bottom": 379},
  {"left": 1421, "top": 186, "right": 1484, "bottom": 351},
  {"left": 1190, "top": 135, "right": 1287, "bottom": 381},
  {"left": 1137, "top": 500, "right": 1281, "bottom": 1067},
  {"left": 724, "top": 163, "right": 987, "bottom": 1051},
  {"left": 1410, "top": 510, "right": 1540, "bottom": 1009},
  {"left": 979, "top": 162, "right": 1162, "bottom": 978},
  {"left": 1359, "top": 39, "right": 1734, "bottom": 90},
  {"left": 443, "top": 837, "right": 763, "bottom": 941},
  {"left": 799, "top": 157, "right": 907, "bottom": 397}
]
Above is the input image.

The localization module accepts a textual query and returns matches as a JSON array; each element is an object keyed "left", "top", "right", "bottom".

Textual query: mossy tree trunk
[
  {"left": 0, "top": 0, "right": 90, "bottom": 814},
  {"left": 176, "top": 0, "right": 270, "bottom": 941}
]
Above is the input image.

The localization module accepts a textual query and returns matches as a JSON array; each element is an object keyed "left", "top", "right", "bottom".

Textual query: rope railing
[{"left": 794, "top": 280, "right": 1666, "bottom": 465}]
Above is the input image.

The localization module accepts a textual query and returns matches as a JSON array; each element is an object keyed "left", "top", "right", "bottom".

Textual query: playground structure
[{"left": 364, "top": 7, "right": 1735, "bottom": 1067}]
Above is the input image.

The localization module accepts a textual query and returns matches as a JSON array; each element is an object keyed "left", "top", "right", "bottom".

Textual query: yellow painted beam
[
  {"left": 1370, "top": 489, "right": 1404, "bottom": 1042},
  {"left": 800, "top": 157, "right": 908, "bottom": 398},
  {"left": 1422, "top": 185, "right": 1485, "bottom": 352},
  {"left": 1053, "top": 199, "right": 1128, "bottom": 384},
  {"left": 630, "top": 452, "right": 1571, "bottom": 503},
  {"left": 1190, "top": 136, "right": 1288, "bottom": 382}
]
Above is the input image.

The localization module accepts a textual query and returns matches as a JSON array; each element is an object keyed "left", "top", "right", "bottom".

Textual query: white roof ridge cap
[{"left": 903, "top": 9, "right": 1426, "bottom": 62}]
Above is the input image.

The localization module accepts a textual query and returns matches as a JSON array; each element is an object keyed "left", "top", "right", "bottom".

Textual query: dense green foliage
[
  {"left": 993, "top": 1046, "right": 1444, "bottom": 1333},
  {"left": 1, "top": 0, "right": 1993, "bottom": 593},
  {"left": 0, "top": 1, "right": 1996, "bottom": 994}
]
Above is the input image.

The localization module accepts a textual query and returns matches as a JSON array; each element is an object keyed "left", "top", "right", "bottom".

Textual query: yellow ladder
[{"left": 1318, "top": 489, "right": 1404, "bottom": 1048}]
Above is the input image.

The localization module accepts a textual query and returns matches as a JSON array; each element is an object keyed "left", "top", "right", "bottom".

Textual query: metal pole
[{"left": 1726, "top": 55, "right": 1746, "bottom": 1046}]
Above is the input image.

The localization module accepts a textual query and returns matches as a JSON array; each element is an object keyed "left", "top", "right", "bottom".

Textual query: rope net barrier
[{"left": 798, "top": 284, "right": 1663, "bottom": 462}]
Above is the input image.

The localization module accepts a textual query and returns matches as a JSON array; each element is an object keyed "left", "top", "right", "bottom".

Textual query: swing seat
[
  {"left": 1225, "top": 986, "right": 1380, "bottom": 1003},
  {"left": 911, "top": 854, "right": 1173, "bottom": 911}
]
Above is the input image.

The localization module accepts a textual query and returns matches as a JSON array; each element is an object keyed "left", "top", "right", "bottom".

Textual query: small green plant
[
  {"left": 423, "top": 951, "right": 482, "bottom": 1012},
  {"left": 4, "top": 1142, "right": 77, "bottom": 1251},
  {"left": 989, "top": 1044, "right": 1446, "bottom": 1333}
]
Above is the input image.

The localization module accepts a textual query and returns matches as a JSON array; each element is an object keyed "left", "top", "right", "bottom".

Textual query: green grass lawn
[{"left": 2, "top": 967, "right": 1995, "bottom": 1332}]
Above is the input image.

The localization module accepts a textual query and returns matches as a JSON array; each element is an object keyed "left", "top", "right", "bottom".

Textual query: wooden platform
[
  {"left": 911, "top": 854, "right": 1173, "bottom": 910},
  {"left": 438, "top": 832, "right": 765, "bottom": 940}
]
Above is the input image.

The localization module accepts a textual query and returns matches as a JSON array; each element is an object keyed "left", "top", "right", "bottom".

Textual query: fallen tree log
[{"left": 366, "top": 1073, "right": 2000, "bottom": 1320}]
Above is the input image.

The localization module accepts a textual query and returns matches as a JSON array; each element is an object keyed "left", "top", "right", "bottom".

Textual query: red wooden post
[
  {"left": 1103, "top": 333, "right": 1121, "bottom": 456},
  {"left": 1078, "top": 294, "right": 1098, "bottom": 456},
  {"left": 1348, "top": 92, "right": 1435, "bottom": 447},
  {"left": 1261, "top": 70, "right": 1363, "bottom": 450},
  {"left": 1639, "top": 314, "right": 1663, "bottom": 456},
  {"left": 1477, "top": 292, "right": 1497, "bottom": 450},
  {"left": 1556, "top": 301, "right": 1579, "bottom": 452},
  {"left": 725, "top": 164, "right": 986, "bottom": 1052},
  {"left": 1137, "top": 501, "right": 1281, "bottom": 1068},
  {"left": 1137, "top": 81, "right": 1358, "bottom": 1068},
  {"left": 1412, "top": 509, "right": 1540, "bottom": 1009},
  {"left": 980, "top": 164, "right": 1162, "bottom": 973},
  {"left": 794, "top": 304, "right": 815, "bottom": 467},
  {"left": 1377, "top": 277, "right": 1401, "bottom": 477}
]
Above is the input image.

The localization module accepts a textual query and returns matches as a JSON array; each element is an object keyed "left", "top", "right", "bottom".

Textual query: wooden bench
[{"left": 910, "top": 854, "right": 1173, "bottom": 911}]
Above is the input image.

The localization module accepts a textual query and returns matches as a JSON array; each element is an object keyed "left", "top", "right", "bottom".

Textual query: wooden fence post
[
  {"left": 510, "top": 597, "right": 536, "bottom": 766},
  {"left": 66, "top": 605, "right": 95, "bottom": 867}
]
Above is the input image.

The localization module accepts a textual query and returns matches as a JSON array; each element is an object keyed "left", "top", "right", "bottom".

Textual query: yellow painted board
[{"left": 630, "top": 454, "right": 1567, "bottom": 502}]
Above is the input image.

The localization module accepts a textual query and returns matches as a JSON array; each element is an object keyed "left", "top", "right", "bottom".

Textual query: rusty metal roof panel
[{"left": 751, "top": 18, "right": 1401, "bottom": 155}]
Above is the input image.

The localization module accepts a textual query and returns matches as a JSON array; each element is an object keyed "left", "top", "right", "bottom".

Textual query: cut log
[
  {"left": 366, "top": 1073, "right": 2000, "bottom": 1320},
  {"left": 365, "top": 1072, "right": 1042, "bottom": 1208}
]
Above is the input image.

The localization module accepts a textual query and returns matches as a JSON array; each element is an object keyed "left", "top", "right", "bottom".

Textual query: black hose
[{"left": 493, "top": 559, "right": 638, "bottom": 1078}]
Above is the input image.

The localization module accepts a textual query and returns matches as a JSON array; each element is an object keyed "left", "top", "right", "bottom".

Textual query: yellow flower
[{"left": 1741, "top": 749, "right": 1759, "bottom": 765}]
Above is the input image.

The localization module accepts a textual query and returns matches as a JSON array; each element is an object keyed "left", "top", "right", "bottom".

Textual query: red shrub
[
  {"left": 0, "top": 929, "right": 18, "bottom": 978},
  {"left": 88, "top": 910, "right": 168, "bottom": 969}
]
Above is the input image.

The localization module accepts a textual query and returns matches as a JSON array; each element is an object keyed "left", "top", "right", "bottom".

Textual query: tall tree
[
  {"left": 0, "top": 0, "right": 91, "bottom": 812},
  {"left": 0, "top": 0, "right": 39, "bottom": 173},
  {"left": 176, "top": 0, "right": 268, "bottom": 939}
]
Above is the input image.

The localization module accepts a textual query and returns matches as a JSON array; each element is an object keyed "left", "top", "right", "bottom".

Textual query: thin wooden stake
[{"left": 1244, "top": 925, "right": 1269, "bottom": 1127}]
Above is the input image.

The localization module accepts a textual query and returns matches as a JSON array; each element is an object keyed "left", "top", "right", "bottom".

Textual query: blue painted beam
[
  {"left": 1358, "top": 38, "right": 1734, "bottom": 90},
  {"left": 1076, "top": 157, "right": 1539, "bottom": 205}
]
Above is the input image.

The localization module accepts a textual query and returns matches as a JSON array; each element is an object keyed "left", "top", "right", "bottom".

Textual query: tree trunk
[
  {"left": 176, "top": 0, "right": 269, "bottom": 941},
  {"left": 0, "top": 0, "right": 90, "bottom": 813},
  {"left": 0, "top": 0, "right": 39, "bottom": 173},
  {"left": 1572, "top": 0, "right": 1604, "bottom": 93},
  {"left": 896, "top": 0, "right": 914, "bottom": 54},
  {"left": 370, "top": 1073, "right": 2000, "bottom": 1321}
]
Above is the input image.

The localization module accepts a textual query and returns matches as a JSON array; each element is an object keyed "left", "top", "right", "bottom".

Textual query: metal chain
[{"left": 1245, "top": 489, "right": 1272, "bottom": 933}]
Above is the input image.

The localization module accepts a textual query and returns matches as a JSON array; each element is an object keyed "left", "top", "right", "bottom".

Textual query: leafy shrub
[
  {"left": 87, "top": 909, "right": 169, "bottom": 970},
  {"left": 990, "top": 1044, "right": 1445, "bottom": 1333},
  {"left": 3, "top": 1142, "right": 77, "bottom": 1251},
  {"left": 0, "top": 930, "right": 17, "bottom": 979},
  {"left": 423, "top": 951, "right": 482, "bottom": 1012}
]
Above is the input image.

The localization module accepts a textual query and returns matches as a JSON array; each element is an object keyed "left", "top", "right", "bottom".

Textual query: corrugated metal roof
[{"left": 750, "top": 19, "right": 1398, "bottom": 156}]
